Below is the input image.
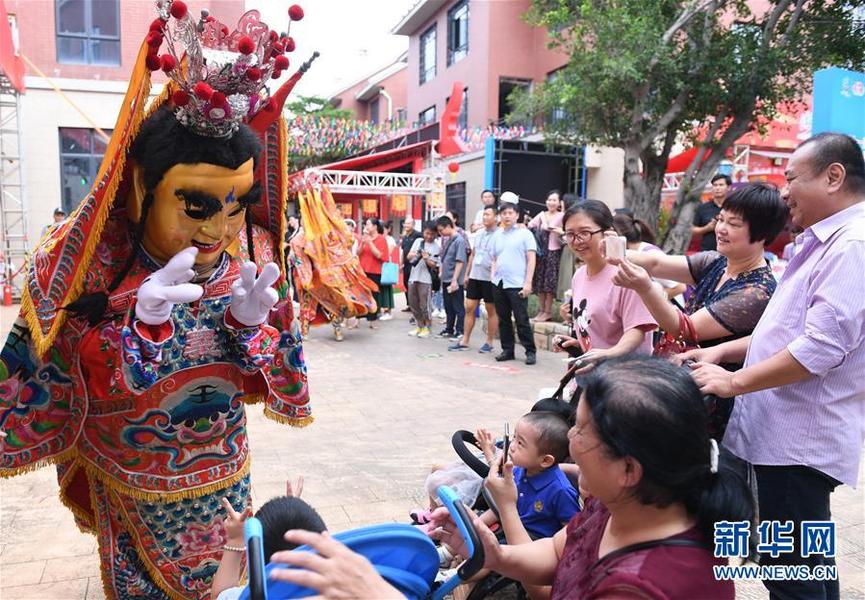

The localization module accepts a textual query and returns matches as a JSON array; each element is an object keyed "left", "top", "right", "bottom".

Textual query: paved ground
[{"left": 0, "top": 299, "right": 863, "bottom": 599}]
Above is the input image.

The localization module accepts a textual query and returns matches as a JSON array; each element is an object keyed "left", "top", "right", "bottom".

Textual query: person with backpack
[{"left": 406, "top": 224, "right": 441, "bottom": 338}]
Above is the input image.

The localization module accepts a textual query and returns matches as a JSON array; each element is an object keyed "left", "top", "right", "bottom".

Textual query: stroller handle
[
  {"left": 245, "top": 517, "right": 268, "bottom": 600},
  {"left": 436, "top": 486, "right": 485, "bottom": 580}
]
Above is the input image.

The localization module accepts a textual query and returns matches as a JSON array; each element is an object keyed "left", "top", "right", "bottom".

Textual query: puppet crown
[{"left": 149, "top": 0, "right": 308, "bottom": 138}]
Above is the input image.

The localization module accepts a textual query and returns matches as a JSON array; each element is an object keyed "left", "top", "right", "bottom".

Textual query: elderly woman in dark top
[
  {"left": 428, "top": 356, "right": 752, "bottom": 600},
  {"left": 609, "top": 182, "right": 788, "bottom": 353}
]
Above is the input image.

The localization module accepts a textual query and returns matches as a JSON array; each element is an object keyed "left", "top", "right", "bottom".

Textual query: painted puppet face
[{"left": 142, "top": 159, "right": 257, "bottom": 267}]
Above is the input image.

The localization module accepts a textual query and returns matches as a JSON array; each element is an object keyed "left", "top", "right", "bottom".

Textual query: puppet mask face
[{"left": 142, "top": 159, "right": 257, "bottom": 267}]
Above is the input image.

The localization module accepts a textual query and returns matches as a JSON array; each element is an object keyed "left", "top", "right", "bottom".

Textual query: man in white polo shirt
[{"left": 490, "top": 193, "right": 538, "bottom": 365}]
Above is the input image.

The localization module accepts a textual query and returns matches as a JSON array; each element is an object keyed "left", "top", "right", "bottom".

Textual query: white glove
[
  {"left": 135, "top": 247, "right": 204, "bottom": 325},
  {"left": 229, "top": 261, "right": 280, "bottom": 327}
]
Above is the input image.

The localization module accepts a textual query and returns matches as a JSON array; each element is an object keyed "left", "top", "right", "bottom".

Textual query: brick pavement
[{"left": 0, "top": 301, "right": 863, "bottom": 598}]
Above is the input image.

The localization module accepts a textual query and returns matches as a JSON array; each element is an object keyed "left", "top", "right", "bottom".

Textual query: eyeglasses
[{"left": 563, "top": 229, "right": 603, "bottom": 244}]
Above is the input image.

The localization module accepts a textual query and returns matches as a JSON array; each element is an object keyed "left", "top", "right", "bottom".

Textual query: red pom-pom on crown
[
  {"left": 274, "top": 55, "right": 289, "bottom": 70},
  {"left": 169, "top": 1, "right": 188, "bottom": 19},
  {"left": 145, "top": 54, "right": 162, "bottom": 71},
  {"left": 160, "top": 54, "right": 176, "bottom": 72},
  {"left": 237, "top": 35, "right": 255, "bottom": 55},
  {"left": 172, "top": 90, "right": 190, "bottom": 106},
  {"left": 194, "top": 81, "right": 214, "bottom": 100},
  {"left": 284, "top": 37, "right": 296, "bottom": 52},
  {"left": 288, "top": 5, "right": 304, "bottom": 21},
  {"left": 146, "top": 31, "right": 163, "bottom": 48},
  {"left": 246, "top": 67, "right": 262, "bottom": 81}
]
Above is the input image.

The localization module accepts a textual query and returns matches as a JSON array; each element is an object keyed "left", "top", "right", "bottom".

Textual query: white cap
[{"left": 499, "top": 191, "right": 519, "bottom": 205}]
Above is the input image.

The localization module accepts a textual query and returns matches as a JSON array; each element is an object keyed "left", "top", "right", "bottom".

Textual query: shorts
[{"left": 465, "top": 278, "right": 495, "bottom": 303}]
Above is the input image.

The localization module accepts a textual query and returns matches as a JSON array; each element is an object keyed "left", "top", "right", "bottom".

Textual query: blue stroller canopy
[{"left": 238, "top": 486, "right": 482, "bottom": 600}]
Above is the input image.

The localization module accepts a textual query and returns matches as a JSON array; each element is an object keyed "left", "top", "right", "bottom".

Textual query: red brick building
[
  {"left": 328, "top": 52, "right": 408, "bottom": 124},
  {"left": 393, "top": 0, "right": 569, "bottom": 129},
  {"left": 8, "top": 0, "right": 243, "bottom": 247}
]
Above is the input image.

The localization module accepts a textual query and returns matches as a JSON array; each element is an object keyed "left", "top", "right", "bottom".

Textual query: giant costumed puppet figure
[
  {"left": 0, "top": 2, "right": 316, "bottom": 598},
  {"left": 288, "top": 186, "right": 379, "bottom": 339}
]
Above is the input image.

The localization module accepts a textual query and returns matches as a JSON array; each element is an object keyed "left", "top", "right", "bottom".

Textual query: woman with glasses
[
  {"left": 608, "top": 183, "right": 788, "bottom": 437},
  {"left": 610, "top": 183, "right": 786, "bottom": 356},
  {"left": 554, "top": 200, "right": 657, "bottom": 374},
  {"left": 429, "top": 356, "right": 750, "bottom": 600}
]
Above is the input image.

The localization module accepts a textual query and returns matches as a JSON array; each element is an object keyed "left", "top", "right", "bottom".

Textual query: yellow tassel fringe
[{"left": 21, "top": 40, "right": 158, "bottom": 359}]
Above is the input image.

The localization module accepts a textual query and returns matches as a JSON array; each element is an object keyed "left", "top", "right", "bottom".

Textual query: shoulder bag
[{"left": 653, "top": 310, "right": 699, "bottom": 358}]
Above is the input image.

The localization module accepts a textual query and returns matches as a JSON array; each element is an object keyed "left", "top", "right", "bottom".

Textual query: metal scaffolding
[{"left": 0, "top": 71, "right": 26, "bottom": 299}]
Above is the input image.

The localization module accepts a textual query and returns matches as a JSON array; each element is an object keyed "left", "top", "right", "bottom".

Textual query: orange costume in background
[{"left": 289, "top": 186, "right": 378, "bottom": 334}]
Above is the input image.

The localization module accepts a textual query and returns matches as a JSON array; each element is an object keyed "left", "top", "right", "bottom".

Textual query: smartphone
[
  {"left": 500, "top": 423, "right": 510, "bottom": 475},
  {"left": 606, "top": 235, "right": 627, "bottom": 260},
  {"left": 556, "top": 335, "right": 583, "bottom": 359}
]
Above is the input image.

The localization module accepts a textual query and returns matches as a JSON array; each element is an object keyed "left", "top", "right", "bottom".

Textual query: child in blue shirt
[{"left": 479, "top": 411, "right": 580, "bottom": 540}]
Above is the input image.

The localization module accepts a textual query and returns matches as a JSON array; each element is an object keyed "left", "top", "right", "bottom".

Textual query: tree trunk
[
  {"left": 663, "top": 194, "right": 699, "bottom": 253},
  {"left": 623, "top": 145, "right": 654, "bottom": 225}
]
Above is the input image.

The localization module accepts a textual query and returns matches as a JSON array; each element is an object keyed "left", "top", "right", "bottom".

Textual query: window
[
  {"left": 395, "top": 108, "right": 407, "bottom": 124},
  {"left": 498, "top": 77, "right": 532, "bottom": 122},
  {"left": 419, "top": 25, "right": 436, "bottom": 84},
  {"left": 59, "top": 127, "right": 112, "bottom": 213},
  {"left": 446, "top": 182, "right": 466, "bottom": 221},
  {"left": 56, "top": 0, "right": 120, "bottom": 65},
  {"left": 369, "top": 97, "right": 380, "bottom": 125},
  {"left": 546, "top": 69, "right": 567, "bottom": 126},
  {"left": 447, "top": 0, "right": 468, "bottom": 66},
  {"left": 418, "top": 105, "right": 437, "bottom": 126}
]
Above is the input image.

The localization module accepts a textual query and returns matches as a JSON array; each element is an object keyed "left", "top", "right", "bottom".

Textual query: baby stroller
[
  {"left": 238, "top": 486, "right": 484, "bottom": 600},
  {"left": 447, "top": 365, "right": 582, "bottom": 600}
]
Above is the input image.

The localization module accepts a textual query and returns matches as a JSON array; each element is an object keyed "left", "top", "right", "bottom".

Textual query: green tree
[
  {"left": 515, "top": 0, "right": 865, "bottom": 251},
  {"left": 285, "top": 94, "right": 355, "bottom": 120}
]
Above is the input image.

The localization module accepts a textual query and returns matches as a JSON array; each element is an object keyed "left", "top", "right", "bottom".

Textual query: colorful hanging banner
[
  {"left": 427, "top": 191, "right": 446, "bottom": 211},
  {"left": 361, "top": 198, "right": 378, "bottom": 217},
  {"left": 337, "top": 203, "right": 353, "bottom": 218},
  {"left": 390, "top": 194, "right": 408, "bottom": 216}
]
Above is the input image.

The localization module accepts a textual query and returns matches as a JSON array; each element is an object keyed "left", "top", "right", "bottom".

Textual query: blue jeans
[{"left": 442, "top": 284, "right": 465, "bottom": 335}]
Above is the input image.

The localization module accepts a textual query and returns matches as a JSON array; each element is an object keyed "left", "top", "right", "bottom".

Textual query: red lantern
[{"left": 447, "top": 161, "right": 459, "bottom": 173}]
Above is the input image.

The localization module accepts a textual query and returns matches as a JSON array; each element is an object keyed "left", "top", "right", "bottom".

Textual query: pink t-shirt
[
  {"left": 570, "top": 264, "right": 656, "bottom": 354},
  {"left": 528, "top": 212, "right": 564, "bottom": 250}
]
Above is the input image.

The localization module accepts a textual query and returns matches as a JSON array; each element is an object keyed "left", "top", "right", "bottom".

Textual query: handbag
[
  {"left": 380, "top": 261, "right": 399, "bottom": 285},
  {"left": 653, "top": 310, "right": 734, "bottom": 439},
  {"left": 532, "top": 217, "right": 547, "bottom": 259},
  {"left": 653, "top": 309, "right": 699, "bottom": 358},
  {"left": 430, "top": 267, "right": 441, "bottom": 292}
]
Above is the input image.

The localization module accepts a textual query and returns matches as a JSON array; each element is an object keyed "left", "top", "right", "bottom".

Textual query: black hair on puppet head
[{"left": 65, "top": 106, "right": 263, "bottom": 326}]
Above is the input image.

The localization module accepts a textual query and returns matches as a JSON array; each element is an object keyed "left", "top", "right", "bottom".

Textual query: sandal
[{"left": 410, "top": 508, "right": 434, "bottom": 524}]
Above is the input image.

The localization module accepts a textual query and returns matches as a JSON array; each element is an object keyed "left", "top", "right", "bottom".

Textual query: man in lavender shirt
[{"left": 682, "top": 133, "right": 865, "bottom": 600}]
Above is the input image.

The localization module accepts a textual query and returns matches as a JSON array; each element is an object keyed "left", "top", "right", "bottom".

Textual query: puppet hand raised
[
  {"left": 135, "top": 247, "right": 204, "bottom": 325},
  {"left": 229, "top": 261, "right": 280, "bottom": 327}
]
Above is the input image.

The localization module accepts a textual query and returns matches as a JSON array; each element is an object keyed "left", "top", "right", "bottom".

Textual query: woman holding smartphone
[
  {"left": 608, "top": 183, "right": 787, "bottom": 358},
  {"left": 607, "top": 183, "right": 787, "bottom": 437},
  {"left": 553, "top": 200, "right": 657, "bottom": 376}
]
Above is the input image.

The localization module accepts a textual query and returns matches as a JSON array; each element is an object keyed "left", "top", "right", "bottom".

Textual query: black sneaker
[
  {"left": 495, "top": 352, "right": 515, "bottom": 362},
  {"left": 525, "top": 352, "right": 537, "bottom": 365},
  {"left": 436, "top": 329, "right": 454, "bottom": 339}
]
